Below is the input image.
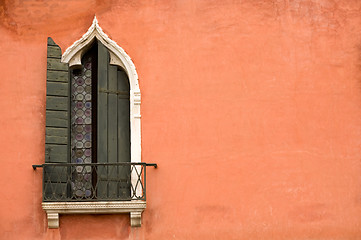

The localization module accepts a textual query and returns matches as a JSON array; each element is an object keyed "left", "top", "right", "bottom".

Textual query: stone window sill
[{"left": 42, "top": 200, "right": 146, "bottom": 228}]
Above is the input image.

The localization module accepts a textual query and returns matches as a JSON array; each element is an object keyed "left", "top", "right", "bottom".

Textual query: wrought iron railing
[{"left": 32, "top": 163, "right": 157, "bottom": 202}]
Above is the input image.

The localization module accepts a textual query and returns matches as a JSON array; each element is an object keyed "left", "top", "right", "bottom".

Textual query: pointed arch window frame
[{"left": 61, "top": 16, "right": 141, "bottom": 166}]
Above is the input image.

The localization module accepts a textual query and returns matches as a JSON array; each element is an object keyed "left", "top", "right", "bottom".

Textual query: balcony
[{"left": 33, "top": 162, "right": 157, "bottom": 228}]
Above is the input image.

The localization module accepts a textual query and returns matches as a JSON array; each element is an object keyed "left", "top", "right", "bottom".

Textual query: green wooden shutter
[
  {"left": 97, "top": 42, "right": 108, "bottom": 198},
  {"left": 97, "top": 41, "right": 130, "bottom": 199},
  {"left": 44, "top": 37, "right": 69, "bottom": 200},
  {"left": 117, "top": 69, "right": 131, "bottom": 198}
]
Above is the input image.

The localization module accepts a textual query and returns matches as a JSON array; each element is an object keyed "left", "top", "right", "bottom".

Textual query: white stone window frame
[{"left": 42, "top": 16, "right": 144, "bottom": 229}]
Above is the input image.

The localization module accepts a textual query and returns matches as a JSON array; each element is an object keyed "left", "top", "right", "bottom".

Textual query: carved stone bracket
[{"left": 42, "top": 201, "right": 146, "bottom": 228}]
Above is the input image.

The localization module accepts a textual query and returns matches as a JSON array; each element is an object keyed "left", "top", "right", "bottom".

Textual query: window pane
[{"left": 71, "top": 54, "right": 93, "bottom": 199}]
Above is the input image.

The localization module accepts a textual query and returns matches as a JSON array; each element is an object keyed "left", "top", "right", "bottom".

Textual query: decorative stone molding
[
  {"left": 61, "top": 16, "right": 138, "bottom": 89},
  {"left": 42, "top": 201, "right": 146, "bottom": 228},
  {"left": 133, "top": 90, "right": 141, "bottom": 105}
]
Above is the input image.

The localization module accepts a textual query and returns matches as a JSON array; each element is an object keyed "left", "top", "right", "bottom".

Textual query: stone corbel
[
  {"left": 47, "top": 212, "right": 59, "bottom": 229},
  {"left": 130, "top": 211, "right": 142, "bottom": 227}
]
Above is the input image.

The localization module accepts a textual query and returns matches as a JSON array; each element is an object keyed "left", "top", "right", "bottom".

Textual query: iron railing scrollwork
[{"left": 33, "top": 163, "right": 157, "bottom": 202}]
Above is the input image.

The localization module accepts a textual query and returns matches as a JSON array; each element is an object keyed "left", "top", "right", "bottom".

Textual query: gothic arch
[{"left": 61, "top": 16, "right": 141, "bottom": 164}]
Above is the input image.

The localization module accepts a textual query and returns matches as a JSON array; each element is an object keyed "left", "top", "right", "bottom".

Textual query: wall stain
[
  {"left": 0, "top": 0, "right": 116, "bottom": 39},
  {"left": 194, "top": 205, "right": 233, "bottom": 225},
  {"left": 0, "top": 0, "right": 18, "bottom": 34},
  {"left": 288, "top": 203, "right": 330, "bottom": 223}
]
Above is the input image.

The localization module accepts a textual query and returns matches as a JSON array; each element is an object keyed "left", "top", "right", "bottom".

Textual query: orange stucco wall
[{"left": 1, "top": 0, "right": 361, "bottom": 239}]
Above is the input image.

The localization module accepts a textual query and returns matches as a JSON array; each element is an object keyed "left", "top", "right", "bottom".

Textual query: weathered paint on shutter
[
  {"left": 97, "top": 41, "right": 130, "bottom": 199},
  {"left": 44, "top": 37, "right": 70, "bottom": 200}
]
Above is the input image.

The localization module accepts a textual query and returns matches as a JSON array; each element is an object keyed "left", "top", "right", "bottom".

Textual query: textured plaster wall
[{"left": 1, "top": 0, "right": 361, "bottom": 239}]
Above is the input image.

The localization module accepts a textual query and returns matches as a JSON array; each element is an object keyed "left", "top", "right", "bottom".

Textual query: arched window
[
  {"left": 62, "top": 16, "right": 141, "bottom": 168},
  {"left": 42, "top": 17, "right": 151, "bottom": 229},
  {"left": 70, "top": 40, "right": 131, "bottom": 199}
]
